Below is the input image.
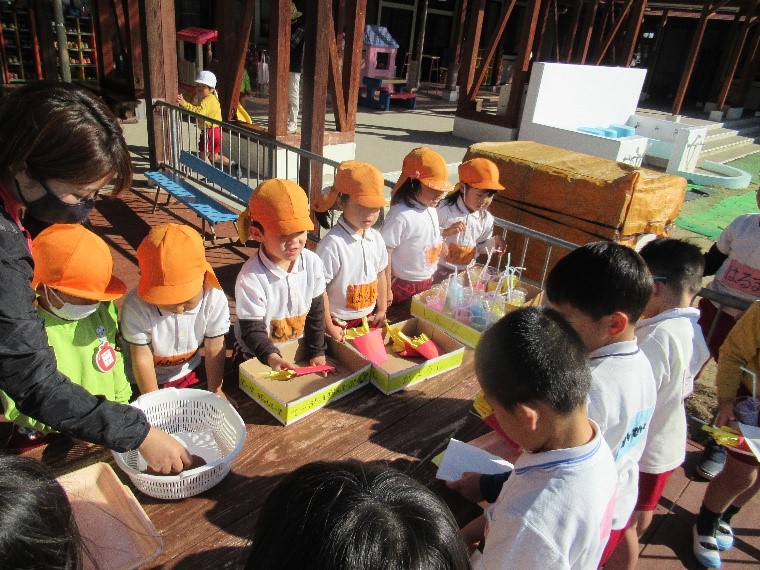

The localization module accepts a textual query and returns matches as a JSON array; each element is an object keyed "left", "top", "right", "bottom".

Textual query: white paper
[
  {"left": 737, "top": 423, "right": 760, "bottom": 462},
  {"left": 435, "top": 438, "right": 513, "bottom": 482}
]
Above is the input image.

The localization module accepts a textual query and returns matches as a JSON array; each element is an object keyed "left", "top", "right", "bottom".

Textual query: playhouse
[{"left": 363, "top": 25, "right": 398, "bottom": 79}]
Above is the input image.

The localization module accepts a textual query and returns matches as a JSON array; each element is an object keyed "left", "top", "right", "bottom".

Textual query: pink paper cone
[
  {"left": 414, "top": 339, "right": 440, "bottom": 360},
  {"left": 350, "top": 328, "right": 388, "bottom": 364}
]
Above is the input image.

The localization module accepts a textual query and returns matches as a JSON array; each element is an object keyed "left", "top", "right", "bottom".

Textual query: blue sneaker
[
  {"left": 697, "top": 439, "right": 727, "bottom": 481},
  {"left": 715, "top": 519, "right": 734, "bottom": 551},
  {"left": 693, "top": 525, "right": 722, "bottom": 568}
]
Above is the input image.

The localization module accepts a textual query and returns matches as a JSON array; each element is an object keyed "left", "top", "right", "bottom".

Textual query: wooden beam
[
  {"left": 505, "top": 0, "right": 542, "bottom": 128},
  {"left": 456, "top": 0, "right": 486, "bottom": 113},
  {"left": 124, "top": 0, "right": 144, "bottom": 97},
  {"left": 138, "top": 0, "right": 178, "bottom": 169},
  {"left": 327, "top": 10, "right": 347, "bottom": 131},
  {"left": 299, "top": 0, "right": 331, "bottom": 193},
  {"left": 577, "top": 0, "right": 599, "bottom": 63},
  {"left": 708, "top": 5, "right": 745, "bottom": 101},
  {"left": 269, "top": 0, "right": 290, "bottom": 136},
  {"left": 341, "top": 0, "right": 366, "bottom": 132},
  {"left": 447, "top": 0, "right": 470, "bottom": 89},
  {"left": 551, "top": 0, "right": 561, "bottom": 61},
  {"left": 621, "top": 0, "right": 647, "bottom": 66},
  {"left": 532, "top": 0, "right": 552, "bottom": 61},
  {"left": 595, "top": 0, "right": 634, "bottom": 65},
  {"left": 672, "top": 1, "right": 715, "bottom": 114},
  {"left": 466, "top": 0, "right": 517, "bottom": 101},
  {"left": 734, "top": 21, "right": 760, "bottom": 105},
  {"left": 563, "top": 0, "right": 584, "bottom": 62},
  {"left": 216, "top": 0, "right": 256, "bottom": 122},
  {"left": 716, "top": 0, "right": 758, "bottom": 109},
  {"left": 641, "top": 9, "right": 668, "bottom": 95}
]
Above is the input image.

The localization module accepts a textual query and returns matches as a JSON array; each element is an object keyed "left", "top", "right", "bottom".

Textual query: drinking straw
[{"left": 480, "top": 247, "right": 495, "bottom": 281}]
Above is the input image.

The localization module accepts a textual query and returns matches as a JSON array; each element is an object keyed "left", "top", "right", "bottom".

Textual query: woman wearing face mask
[{"left": 0, "top": 82, "right": 190, "bottom": 473}]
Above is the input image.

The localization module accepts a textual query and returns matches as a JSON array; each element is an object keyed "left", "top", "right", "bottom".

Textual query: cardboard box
[
  {"left": 57, "top": 463, "right": 162, "bottom": 570},
  {"left": 362, "top": 318, "right": 465, "bottom": 394},
  {"left": 411, "top": 280, "right": 544, "bottom": 348},
  {"left": 239, "top": 336, "right": 372, "bottom": 425}
]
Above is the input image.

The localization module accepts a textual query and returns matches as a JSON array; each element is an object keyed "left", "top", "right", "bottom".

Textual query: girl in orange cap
[
  {"left": 1, "top": 224, "right": 131, "bottom": 451},
  {"left": 381, "top": 147, "right": 453, "bottom": 319}
]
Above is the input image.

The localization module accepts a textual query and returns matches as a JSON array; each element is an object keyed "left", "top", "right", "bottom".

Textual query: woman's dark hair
[
  {"left": 246, "top": 460, "right": 471, "bottom": 570},
  {"left": 391, "top": 177, "right": 422, "bottom": 208},
  {"left": 0, "top": 82, "right": 132, "bottom": 195},
  {"left": 0, "top": 454, "right": 82, "bottom": 569}
]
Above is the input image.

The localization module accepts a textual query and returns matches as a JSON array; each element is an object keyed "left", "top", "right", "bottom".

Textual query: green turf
[{"left": 676, "top": 190, "right": 758, "bottom": 240}]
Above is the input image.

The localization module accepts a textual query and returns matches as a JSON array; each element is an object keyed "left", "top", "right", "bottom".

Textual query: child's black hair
[
  {"left": 475, "top": 307, "right": 591, "bottom": 414},
  {"left": 390, "top": 178, "right": 422, "bottom": 208},
  {"left": 246, "top": 460, "right": 470, "bottom": 570},
  {"left": 442, "top": 187, "right": 498, "bottom": 208},
  {"left": 546, "top": 241, "right": 653, "bottom": 322},
  {"left": 639, "top": 238, "right": 704, "bottom": 296}
]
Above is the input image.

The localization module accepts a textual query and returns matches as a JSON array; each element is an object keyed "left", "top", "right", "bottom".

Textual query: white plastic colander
[{"left": 112, "top": 388, "right": 246, "bottom": 500}]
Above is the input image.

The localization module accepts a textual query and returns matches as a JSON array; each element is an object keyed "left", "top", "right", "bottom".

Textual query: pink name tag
[{"left": 721, "top": 259, "right": 760, "bottom": 296}]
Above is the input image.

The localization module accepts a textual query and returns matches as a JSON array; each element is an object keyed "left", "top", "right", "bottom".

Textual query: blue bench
[
  {"left": 146, "top": 151, "right": 253, "bottom": 244},
  {"left": 358, "top": 76, "right": 416, "bottom": 111}
]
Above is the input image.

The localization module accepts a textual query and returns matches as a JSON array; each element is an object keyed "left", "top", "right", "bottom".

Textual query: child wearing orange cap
[
  {"left": 234, "top": 179, "right": 327, "bottom": 370},
  {"left": 314, "top": 161, "right": 389, "bottom": 341},
  {"left": 120, "top": 223, "right": 231, "bottom": 397},
  {"left": 1, "top": 224, "right": 131, "bottom": 451},
  {"left": 381, "top": 147, "right": 453, "bottom": 318},
  {"left": 436, "top": 158, "right": 505, "bottom": 278}
]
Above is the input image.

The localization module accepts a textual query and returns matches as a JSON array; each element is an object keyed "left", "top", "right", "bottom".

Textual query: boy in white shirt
[
  {"left": 314, "top": 161, "right": 389, "bottom": 340},
  {"left": 120, "top": 224, "right": 230, "bottom": 397},
  {"left": 546, "top": 241, "right": 657, "bottom": 568},
  {"left": 234, "top": 179, "right": 327, "bottom": 370},
  {"left": 460, "top": 307, "right": 617, "bottom": 570}
]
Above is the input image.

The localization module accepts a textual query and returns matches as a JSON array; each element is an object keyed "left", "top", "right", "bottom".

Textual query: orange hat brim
[
  {"left": 138, "top": 266, "right": 221, "bottom": 306},
  {"left": 39, "top": 275, "right": 127, "bottom": 302}
]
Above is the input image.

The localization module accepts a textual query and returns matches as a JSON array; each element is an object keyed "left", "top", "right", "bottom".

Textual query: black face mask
[{"left": 15, "top": 177, "right": 96, "bottom": 224}]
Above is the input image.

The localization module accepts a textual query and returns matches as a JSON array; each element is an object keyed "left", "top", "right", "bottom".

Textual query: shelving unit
[
  {"left": 55, "top": 13, "right": 98, "bottom": 81},
  {"left": 0, "top": 5, "right": 43, "bottom": 83}
]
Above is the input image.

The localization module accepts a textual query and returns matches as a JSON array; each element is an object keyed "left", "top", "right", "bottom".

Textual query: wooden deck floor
[{"left": 9, "top": 186, "right": 760, "bottom": 568}]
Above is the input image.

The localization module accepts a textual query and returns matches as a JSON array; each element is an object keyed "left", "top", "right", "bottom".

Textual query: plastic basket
[{"left": 112, "top": 388, "right": 246, "bottom": 500}]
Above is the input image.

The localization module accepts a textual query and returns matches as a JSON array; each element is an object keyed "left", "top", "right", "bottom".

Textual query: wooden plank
[{"left": 268, "top": 0, "right": 290, "bottom": 136}]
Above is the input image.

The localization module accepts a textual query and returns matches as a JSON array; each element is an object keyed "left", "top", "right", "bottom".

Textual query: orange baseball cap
[
  {"left": 458, "top": 158, "right": 505, "bottom": 190},
  {"left": 32, "top": 224, "right": 126, "bottom": 301},
  {"left": 137, "top": 223, "right": 221, "bottom": 305},
  {"left": 246, "top": 179, "right": 314, "bottom": 236},
  {"left": 392, "top": 147, "right": 454, "bottom": 194},
  {"left": 313, "top": 161, "right": 389, "bottom": 212}
]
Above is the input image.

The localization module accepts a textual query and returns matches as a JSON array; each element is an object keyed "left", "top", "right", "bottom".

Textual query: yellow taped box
[
  {"left": 360, "top": 318, "right": 465, "bottom": 395},
  {"left": 411, "top": 281, "right": 544, "bottom": 348},
  {"left": 239, "top": 336, "right": 372, "bottom": 425}
]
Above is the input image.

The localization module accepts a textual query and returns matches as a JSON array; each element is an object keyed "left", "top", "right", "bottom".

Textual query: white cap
[{"left": 195, "top": 70, "right": 217, "bottom": 88}]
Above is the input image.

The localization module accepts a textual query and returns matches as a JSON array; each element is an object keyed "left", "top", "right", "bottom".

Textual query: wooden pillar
[
  {"left": 672, "top": 2, "right": 714, "bottom": 115},
  {"left": 299, "top": 0, "right": 331, "bottom": 192},
  {"left": 577, "top": 0, "right": 599, "bottom": 63},
  {"left": 121, "top": 0, "right": 144, "bottom": 97},
  {"left": 466, "top": 0, "right": 516, "bottom": 101},
  {"left": 735, "top": 22, "right": 760, "bottom": 106},
  {"left": 340, "top": 0, "right": 366, "bottom": 131},
  {"left": 563, "top": 0, "right": 583, "bottom": 62},
  {"left": 456, "top": 0, "right": 486, "bottom": 113},
  {"left": 269, "top": 0, "right": 290, "bottom": 137},
  {"left": 446, "top": 0, "right": 469, "bottom": 90},
  {"left": 505, "top": 0, "right": 542, "bottom": 128},
  {"left": 532, "top": 0, "right": 552, "bottom": 62},
  {"left": 641, "top": 9, "right": 668, "bottom": 95},
  {"left": 707, "top": 5, "right": 744, "bottom": 102},
  {"left": 216, "top": 0, "right": 256, "bottom": 122},
  {"left": 138, "top": 0, "right": 177, "bottom": 169},
  {"left": 621, "top": 0, "right": 647, "bottom": 66},
  {"left": 595, "top": 0, "right": 634, "bottom": 65},
  {"left": 716, "top": 0, "right": 757, "bottom": 110}
]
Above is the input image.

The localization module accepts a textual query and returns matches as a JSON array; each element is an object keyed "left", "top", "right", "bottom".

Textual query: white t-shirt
[
  {"left": 476, "top": 421, "right": 617, "bottom": 570},
  {"left": 234, "top": 248, "right": 326, "bottom": 349},
  {"left": 437, "top": 195, "right": 495, "bottom": 270},
  {"left": 706, "top": 213, "right": 760, "bottom": 316},
  {"left": 120, "top": 285, "right": 230, "bottom": 384},
  {"left": 381, "top": 202, "right": 443, "bottom": 281},
  {"left": 316, "top": 217, "right": 388, "bottom": 321},
  {"left": 635, "top": 308, "right": 710, "bottom": 474},
  {"left": 588, "top": 340, "right": 656, "bottom": 529}
]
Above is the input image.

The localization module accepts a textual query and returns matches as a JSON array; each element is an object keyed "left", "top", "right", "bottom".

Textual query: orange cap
[
  {"left": 246, "top": 179, "right": 314, "bottom": 236},
  {"left": 313, "top": 161, "right": 389, "bottom": 212},
  {"left": 392, "top": 147, "right": 453, "bottom": 194},
  {"left": 458, "top": 158, "right": 505, "bottom": 190},
  {"left": 32, "top": 224, "right": 126, "bottom": 301},
  {"left": 137, "top": 223, "right": 221, "bottom": 305}
]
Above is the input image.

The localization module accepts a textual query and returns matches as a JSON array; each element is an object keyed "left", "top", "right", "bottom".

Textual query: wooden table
[{"left": 27, "top": 352, "right": 486, "bottom": 568}]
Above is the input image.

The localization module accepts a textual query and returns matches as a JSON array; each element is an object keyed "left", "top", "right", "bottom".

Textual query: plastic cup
[
  {"left": 506, "top": 287, "right": 527, "bottom": 307},
  {"left": 454, "top": 308, "right": 472, "bottom": 325}
]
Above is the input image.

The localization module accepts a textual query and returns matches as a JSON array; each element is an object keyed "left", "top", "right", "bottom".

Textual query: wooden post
[
  {"left": 466, "top": 0, "right": 516, "bottom": 101},
  {"left": 563, "top": 0, "right": 583, "bottom": 62},
  {"left": 456, "top": 0, "right": 486, "bottom": 114},
  {"left": 269, "top": 0, "right": 290, "bottom": 136},
  {"left": 446, "top": 0, "right": 469, "bottom": 90},
  {"left": 341, "top": 0, "right": 366, "bottom": 132},
  {"left": 505, "top": 0, "right": 542, "bottom": 128},
  {"left": 299, "top": 0, "right": 331, "bottom": 193},
  {"left": 621, "top": 0, "right": 647, "bottom": 66},
  {"left": 716, "top": 0, "right": 757, "bottom": 110},
  {"left": 216, "top": 0, "right": 256, "bottom": 122},
  {"left": 125, "top": 0, "right": 144, "bottom": 97},
  {"left": 595, "top": 0, "right": 634, "bottom": 65},
  {"left": 138, "top": 0, "right": 178, "bottom": 169},
  {"left": 327, "top": 10, "right": 347, "bottom": 131},
  {"left": 577, "top": 0, "right": 599, "bottom": 64},
  {"left": 707, "top": 4, "right": 744, "bottom": 102},
  {"left": 672, "top": 1, "right": 717, "bottom": 115},
  {"left": 641, "top": 9, "right": 668, "bottom": 95},
  {"left": 734, "top": 22, "right": 760, "bottom": 106}
]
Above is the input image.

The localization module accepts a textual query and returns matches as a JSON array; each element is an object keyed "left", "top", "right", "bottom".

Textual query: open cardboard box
[
  {"left": 57, "top": 462, "right": 162, "bottom": 570},
  {"left": 411, "top": 279, "right": 544, "bottom": 348},
  {"left": 239, "top": 336, "right": 372, "bottom": 425},
  {"left": 360, "top": 318, "right": 465, "bottom": 395}
]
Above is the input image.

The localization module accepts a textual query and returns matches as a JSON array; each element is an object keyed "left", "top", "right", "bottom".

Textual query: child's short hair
[
  {"left": 246, "top": 460, "right": 470, "bottom": 570},
  {"left": 442, "top": 187, "right": 498, "bottom": 207},
  {"left": 639, "top": 238, "right": 704, "bottom": 296},
  {"left": 475, "top": 307, "right": 591, "bottom": 414},
  {"left": 546, "top": 241, "right": 653, "bottom": 322},
  {"left": 0, "top": 455, "right": 83, "bottom": 568},
  {"left": 390, "top": 177, "right": 421, "bottom": 207}
]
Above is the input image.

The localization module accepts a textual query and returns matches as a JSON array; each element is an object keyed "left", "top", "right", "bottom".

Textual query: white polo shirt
[
  {"left": 476, "top": 421, "right": 617, "bottom": 570},
  {"left": 635, "top": 308, "right": 709, "bottom": 474},
  {"left": 706, "top": 213, "right": 760, "bottom": 316},
  {"left": 588, "top": 340, "right": 656, "bottom": 530},
  {"left": 381, "top": 202, "right": 443, "bottom": 282},
  {"left": 234, "top": 248, "right": 326, "bottom": 349},
  {"left": 437, "top": 195, "right": 495, "bottom": 270},
  {"left": 120, "top": 284, "right": 230, "bottom": 384},
  {"left": 316, "top": 216, "right": 388, "bottom": 321}
]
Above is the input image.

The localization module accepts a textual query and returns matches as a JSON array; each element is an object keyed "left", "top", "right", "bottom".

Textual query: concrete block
[
  {"left": 709, "top": 110, "right": 724, "bottom": 122},
  {"left": 704, "top": 102, "right": 718, "bottom": 112},
  {"left": 726, "top": 107, "right": 744, "bottom": 120}
]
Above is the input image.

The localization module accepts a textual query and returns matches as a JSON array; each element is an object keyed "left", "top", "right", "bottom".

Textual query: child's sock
[
  {"left": 721, "top": 504, "right": 740, "bottom": 524},
  {"left": 696, "top": 504, "right": 722, "bottom": 536}
]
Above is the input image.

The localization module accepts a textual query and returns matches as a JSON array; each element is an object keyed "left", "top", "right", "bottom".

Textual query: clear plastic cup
[{"left": 506, "top": 287, "right": 527, "bottom": 307}]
